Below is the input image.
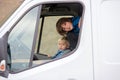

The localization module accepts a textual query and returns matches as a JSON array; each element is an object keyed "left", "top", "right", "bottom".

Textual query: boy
[
  {"left": 56, "top": 16, "right": 81, "bottom": 50},
  {"left": 51, "top": 36, "right": 71, "bottom": 59}
]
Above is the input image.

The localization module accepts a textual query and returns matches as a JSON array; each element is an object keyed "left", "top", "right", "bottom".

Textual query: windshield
[{"left": 0, "top": 0, "right": 24, "bottom": 27}]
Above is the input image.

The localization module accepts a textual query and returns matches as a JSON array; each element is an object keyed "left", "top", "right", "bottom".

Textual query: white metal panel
[
  {"left": 92, "top": 0, "right": 120, "bottom": 80},
  {"left": 0, "top": 0, "right": 93, "bottom": 80}
]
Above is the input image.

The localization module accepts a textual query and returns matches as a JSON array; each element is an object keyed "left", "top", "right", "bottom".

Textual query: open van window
[
  {"left": 0, "top": 0, "right": 24, "bottom": 27},
  {"left": 33, "top": 3, "right": 83, "bottom": 64},
  {"left": 7, "top": 2, "right": 83, "bottom": 73}
]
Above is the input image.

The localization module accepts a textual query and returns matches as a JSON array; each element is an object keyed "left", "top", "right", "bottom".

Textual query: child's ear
[{"left": 67, "top": 45, "right": 70, "bottom": 48}]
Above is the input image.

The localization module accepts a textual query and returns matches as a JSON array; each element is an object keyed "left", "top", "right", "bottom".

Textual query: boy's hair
[
  {"left": 56, "top": 17, "right": 72, "bottom": 36},
  {"left": 58, "top": 37, "right": 70, "bottom": 48}
]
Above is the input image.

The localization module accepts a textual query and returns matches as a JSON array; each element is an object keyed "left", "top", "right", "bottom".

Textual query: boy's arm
[{"left": 78, "top": 17, "right": 81, "bottom": 28}]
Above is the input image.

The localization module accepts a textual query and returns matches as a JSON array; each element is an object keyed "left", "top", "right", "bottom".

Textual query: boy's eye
[
  {"left": 62, "top": 28, "right": 65, "bottom": 30},
  {"left": 62, "top": 23, "right": 66, "bottom": 26},
  {"left": 64, "top": 23, "right": 66, "bottom": 25}
]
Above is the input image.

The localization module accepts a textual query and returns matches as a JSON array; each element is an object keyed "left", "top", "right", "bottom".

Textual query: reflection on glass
[{"left": 8, "top": 7, "right": 38, "bottom": 72}]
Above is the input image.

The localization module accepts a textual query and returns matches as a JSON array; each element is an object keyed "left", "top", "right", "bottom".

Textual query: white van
[{"left": 0, "top": 0, "right": 120, "bottom": 80}]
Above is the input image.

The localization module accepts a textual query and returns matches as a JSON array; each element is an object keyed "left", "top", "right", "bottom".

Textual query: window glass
[{"left": 8, "top": 6, "right": 39, "bottom": 72}]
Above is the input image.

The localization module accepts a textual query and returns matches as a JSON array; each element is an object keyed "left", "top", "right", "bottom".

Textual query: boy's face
[
  {"left": 58, "top": 40, "right": 68, "bottom": 50},
  {"left": 61, "top": 22, "right": 73, "bottom": 32}
]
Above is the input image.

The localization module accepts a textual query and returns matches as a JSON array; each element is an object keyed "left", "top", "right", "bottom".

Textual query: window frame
[
  {"left": 6, "top": 2, "right": 84, "bottom": 74},
  {"left": 32, "top": 2, "right": 84, "bottom": 64}
]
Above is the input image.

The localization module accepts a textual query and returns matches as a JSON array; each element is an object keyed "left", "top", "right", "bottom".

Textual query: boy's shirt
[
  {"left": 52, "top": 49, "right": 71, "bottom": 59},
  {"left": 72, "top": 16, "right": 80, "bottom": 35}
]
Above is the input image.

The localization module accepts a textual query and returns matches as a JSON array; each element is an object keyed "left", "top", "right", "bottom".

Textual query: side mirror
[{"left": 0, "top": 37, "right": 9, "bottom": 78}]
